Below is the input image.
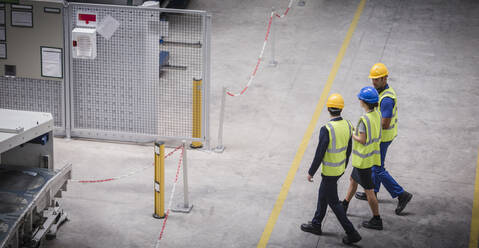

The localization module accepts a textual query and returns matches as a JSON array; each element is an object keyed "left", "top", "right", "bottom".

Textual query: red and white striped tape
[
  {"left": 275, "top": 0, "right": 293, "bottom": 18},
  {"left": 70, "top": 145, "right": 182, "bottom": 184},
  {"left": 68, "top": 143, "right": 186, "bottom": 246},
  {"left": 226, "top": 0, "right": 294, "bottom": 97},
  {"left": 155, "top": 146, "right": 184, "bottom": 247}
]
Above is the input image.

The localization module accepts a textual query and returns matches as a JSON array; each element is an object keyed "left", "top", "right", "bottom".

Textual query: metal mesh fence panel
[
  {"left": 71, "top": 5, "right": 160, "bottom": 135},
  {"left": 158, "top": 12, "right": 203, "bottom": 138},
  {"left": 70, "top": 4, "right": 207, "bottom": 142},
  {"left": 0, "top": 77, "right": 63, "bottom": 127}
]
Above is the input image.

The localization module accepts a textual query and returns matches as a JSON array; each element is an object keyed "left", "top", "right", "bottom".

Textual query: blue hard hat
[{"left": 357, "top": 86, "right": 379, "bottom": 103}]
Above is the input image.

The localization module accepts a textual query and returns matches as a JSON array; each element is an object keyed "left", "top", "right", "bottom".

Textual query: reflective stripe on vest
[
  {"left": 323, "top": 159, "right": 347, "bottom": 167},
  {"left": 352, "top": 110, "right": 381, "bottom": 169},
  {"left": 325, "top": 120, "right": 352, "bottom": 153},
  {"left": 379, "top": 87, "right": 398, "bottom": 142},
  {"left": 352, "top": 149, "right": 380, "bottom": 158},
  {"left": 322, "top": 120, "right": 352, "bottom": 176},
  {"left": 362, "top": 113, "right": 382, "bottom": 146}
]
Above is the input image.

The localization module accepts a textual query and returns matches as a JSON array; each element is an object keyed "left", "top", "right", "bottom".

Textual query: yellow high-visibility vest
[
  {"left": 379, "top": 86, "right": 398, "bottom": 142},
  {"left": 322, "top": 119, "right": 353, "bottom": 176},
  {"left": 352, "top": 110, "right": 381, "bottom": 169}
]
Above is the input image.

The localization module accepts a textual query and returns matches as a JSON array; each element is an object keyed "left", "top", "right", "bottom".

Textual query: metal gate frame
[{"left": 64, "top": 3, "right": 211, "bottom": 147}]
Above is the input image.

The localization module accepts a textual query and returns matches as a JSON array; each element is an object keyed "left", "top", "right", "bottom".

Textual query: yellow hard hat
[
  {"left": 326, "top": 93, "right": 344, "bottom": 109},
  {"left": 369, "top": 63, "right": 389, "bottom": 79}
]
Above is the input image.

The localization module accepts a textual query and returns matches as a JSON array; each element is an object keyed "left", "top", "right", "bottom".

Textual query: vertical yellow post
[
  {"left": 153, "top": 141, "right": 165, "bottom": 219},
  {"left": 191, "top": 78, "right": 203, "bottom": 148},
  {"left": 469, "top": 149, "right": 479, "bottom": 248}
]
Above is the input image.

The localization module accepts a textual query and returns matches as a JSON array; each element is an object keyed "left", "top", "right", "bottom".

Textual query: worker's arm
[
  {"left": 382, "top": 117, "right": 392, "bottom": 129},
  {"left": 345, "top": 136, "right": 352, "bottom": 168},
  {"left": 352, "top": 131, "right": 366, "bottom": 145},
  {"left": 308, "top": 126, "right": 329, "bottom": 181},
  {"left": 380, "top": 97, "right": 395, "bottom": 129},
  {"left": 352, "top": 120, "right": 367, "bottom": 144}
]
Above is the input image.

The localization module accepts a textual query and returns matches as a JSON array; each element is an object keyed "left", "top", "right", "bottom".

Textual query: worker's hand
[{"left": 307, "top": 175, "right": 314, "bottom": 182}]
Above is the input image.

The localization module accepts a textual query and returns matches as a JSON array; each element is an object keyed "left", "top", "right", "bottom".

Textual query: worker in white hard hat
[
  {"left": 354, "top": 63, "right": 413, "bottom": 215},
  {"left": 301, "top": 93, "right": 361, "bottom": 245}
]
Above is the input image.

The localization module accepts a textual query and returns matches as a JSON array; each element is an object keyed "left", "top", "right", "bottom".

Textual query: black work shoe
[
  {"left": 362, "top": 217, "right": 383, "bottom": 230},
  {"left": 342, "top": 231, "right": 362, "bottom": 245},
  {"left": 396, "top": 191, "right": 413, "bottom": 215},
  {"left": 355, "top": 191, "right": 377, "bottom": 201},
  {"left": 300, "top": 222, "right": 322, "bottom": 235}
]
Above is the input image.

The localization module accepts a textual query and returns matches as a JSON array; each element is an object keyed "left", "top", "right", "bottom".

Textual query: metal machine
[
  {"left": 66, "top": 0, "right": 190, "bottom": 8},
  {"left": 0, "top": 109, "right": 72, "bottom": 248}
]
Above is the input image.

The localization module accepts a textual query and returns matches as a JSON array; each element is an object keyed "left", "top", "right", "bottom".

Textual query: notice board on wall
[{"left": 0, "top": 1, "right": 64, "bottom": 80}]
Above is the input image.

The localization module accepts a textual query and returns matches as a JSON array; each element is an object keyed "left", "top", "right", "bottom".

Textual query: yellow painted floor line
[
  {"left": 469, "top": 149, "right": 479, "bottom": 248},
  {"left": 257, "top": 0, "right": 367, "bottom": 247}
]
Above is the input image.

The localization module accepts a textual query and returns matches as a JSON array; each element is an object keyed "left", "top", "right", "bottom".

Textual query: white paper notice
[
  {"left": 41, "top": 47, "right": 62, "bottom": 78},
  {"left": 0, "top": 26, "right": 5, "bottom": 41},
  {"left": 77, "top": 36, "right": 93, "bottom": 57},
  {"left": 12, "top": 11, "right": 32, "bottom": 27},
  {"left": 97, "top": 15, "right": 120, "bottom": 40}
]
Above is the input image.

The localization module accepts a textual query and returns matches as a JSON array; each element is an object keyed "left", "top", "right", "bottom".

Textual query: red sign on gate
[{"left": 77, "top": 13, "right": 97, "bottom": 27}]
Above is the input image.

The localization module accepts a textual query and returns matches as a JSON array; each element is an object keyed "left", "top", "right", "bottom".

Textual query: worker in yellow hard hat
[
  {"left": 301, "top": 93, "right": 361, "bottom": 245},
  {"left": 354, "top": 63, "right": 413, "bottom": 215}
]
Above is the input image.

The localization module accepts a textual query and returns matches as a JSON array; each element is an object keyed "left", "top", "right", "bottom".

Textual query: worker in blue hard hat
[
  {"left": 354, "top": 63, "right": 413, "bottom": 215},
  {"left": 341, "top": 86, "right": 383, "bottom": 230},
  {"left": 301, "top": 93, "right": 362, "bottom": 245}
]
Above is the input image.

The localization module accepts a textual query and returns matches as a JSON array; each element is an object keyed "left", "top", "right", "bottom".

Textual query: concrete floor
[{"left": 45, "top": 0, "right": 479, "bottom": 247}]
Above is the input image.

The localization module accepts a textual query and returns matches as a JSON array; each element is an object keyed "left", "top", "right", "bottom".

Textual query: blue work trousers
[
  {"left": 371, "top": 141, "right": 404, "bottom": 198},
  {"left": 312, "top": 174, "right": 355, "bottom": 234}
]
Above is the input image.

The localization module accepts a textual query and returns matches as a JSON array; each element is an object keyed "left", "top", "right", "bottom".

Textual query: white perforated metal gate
[
  {"left": 0, "top": 77, "right": 65, "bottom": 135},
  {"left": 66, "top": 3, "right": 211, "bottom": 145}
]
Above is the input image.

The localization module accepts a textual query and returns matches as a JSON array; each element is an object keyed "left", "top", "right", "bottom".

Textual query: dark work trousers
[
  {"left": 312, "top": 174, "right": 356, "bottom": 234},
  {"left": 371, "top": 141, "right": 404, "bottom": 198}
]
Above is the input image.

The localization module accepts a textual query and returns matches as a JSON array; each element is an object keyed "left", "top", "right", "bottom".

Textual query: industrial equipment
[
  {"left": 72, "top": 28, "right": 97, "bottom": 59},
  {"left": 67, "top": 0, "right": 189, "bottom": 8},
  {"left": 0, "top": 108, "right": 72, "bottom": 248}
]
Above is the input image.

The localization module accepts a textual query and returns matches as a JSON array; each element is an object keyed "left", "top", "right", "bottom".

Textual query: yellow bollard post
[
  {"left": 153, "top": 141, "right": 165, "bottom": 219},
  {"left": 191, "top": 78, "right": 203, "bottom": 148}
]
